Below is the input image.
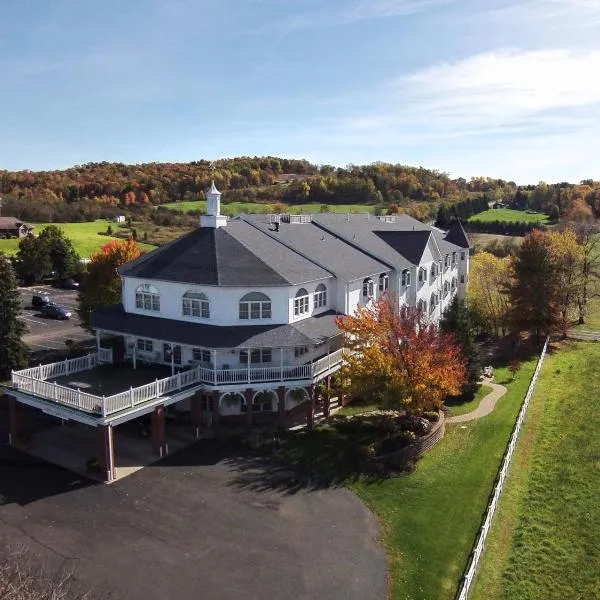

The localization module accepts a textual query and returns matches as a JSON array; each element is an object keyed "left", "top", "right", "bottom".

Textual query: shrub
[
  {"left": 400, "top": 416, "right": 430, "bottom": 435},
  {"left": 378, "top": 431, "right": 416, "bottom": 455},
  {"left": 357, "top": 443, "right": 378, "bottom": 461},
  {"left": 422, "top": 411, "right": 440, "bottom": 422}
]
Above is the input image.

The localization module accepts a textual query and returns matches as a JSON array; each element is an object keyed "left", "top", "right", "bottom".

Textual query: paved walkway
[
  {"left": 447, "top": 379, "right": 508, "bottom": 423},
  {"left": 567, "top": 328, "right": 600, "bottom": 341}
]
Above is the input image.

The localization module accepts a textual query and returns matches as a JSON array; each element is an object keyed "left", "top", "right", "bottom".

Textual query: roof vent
[
  {"left": 281, "top": 214, "right": 311, "bottom": 224},
  {"left": 377, "top": 215, "right": 396, "bottom": 223}
]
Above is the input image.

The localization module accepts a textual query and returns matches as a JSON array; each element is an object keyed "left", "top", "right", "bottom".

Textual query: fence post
[
  {"left": 130, "top": 386, "right": 134, "bottom": 407},
  {"left": 177, "top": 371, "right": 182, "bottom": 390},
  {"left": 102, "top": 396, "right": 107, "bottom": 417},
  {"left": 88, "top": 353, "right": 92, "bottom": 369},
  {"left": 53, "top": 380, "right": 58, "bottom": 400},
  {"left": 77, "top": 388, "right": 81, "bottom": 408},
  {"left": 38, "top": 363, "right": 43, "bottom": 379},
  {"left": 155, "top": 379, "right": 159, "bottom": 398},
  {"left": 64, "top": 357, "right": 69, "bottom": 375}
]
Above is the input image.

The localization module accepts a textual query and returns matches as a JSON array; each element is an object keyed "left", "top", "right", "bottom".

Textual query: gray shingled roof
[
  {"left": 92, "top": 304, "right": 341, "bottom": 349},
  {"left": 243, "top": 215, "right": 390, "bottom": 281},
  {"left": 119, "top": 220, "right": 331, "bottom": 286}
]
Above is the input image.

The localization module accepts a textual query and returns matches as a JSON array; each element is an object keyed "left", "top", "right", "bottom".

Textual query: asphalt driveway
[{"left": 0, "top": 433, "right": 387, "bottom": 600}]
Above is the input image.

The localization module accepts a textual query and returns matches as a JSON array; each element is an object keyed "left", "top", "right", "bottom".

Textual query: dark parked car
[
  {"left": 32, "top": 292, "right": 52, "bottom": 308},
  {"left": 55, "top": 278, "right": 79, "bottom": 289},
  {"left": 40, "top": 303, "right": 72, "bottom": 320}
]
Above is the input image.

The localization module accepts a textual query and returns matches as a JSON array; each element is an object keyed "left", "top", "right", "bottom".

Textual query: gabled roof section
[
  {"left": 373, "top": 230, "right": 431, "bottom": 266},
  {"left": 444, "top": 219, "right": 471, "bottom": 249},
  {"left": 119, "top": 220, "right": 331, "bottom": 286}
]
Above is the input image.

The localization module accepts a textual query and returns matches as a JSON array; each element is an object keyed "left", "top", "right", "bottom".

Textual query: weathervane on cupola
[{"left": 200, "top": 162, "right": 227, "bottom": 228}]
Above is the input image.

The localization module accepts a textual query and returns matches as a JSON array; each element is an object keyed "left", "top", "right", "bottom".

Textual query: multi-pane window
[
  {"left": 240, "top": 349, "right": 272, "bottom": 364},
  {"left": 430, "top": 294, "right": 436, "bottom": 313},
  {"left": 444, "top": 281, "right": 449, "bottom": 297},
  {"left": 182, "top": 291, "right": 209, "bottom": 318},
  {"left": 452, "top": 252, "right": 457, "bottom": 266},
  {"left": 252, "top": 392, "right": 274, "bottom": 412},
  {"left": 192, "top": 348, "right": 211, "bottom": 362},
  {"left": 135, "top": 284, "right": 160, "bottom": 311},
  {"left": 294, "top": 346, "right": 309, "bottom": 357},
  {"left": 362, "top": 278, "right": 374, "bottom": 297},
  {"left": 294, "top": 288, "right": 310, "bottom": 316},
  {"left": 430, "top": 265, "right": 437, "bottom": 281},
  {"left": 136, "top": 338, "right": 153, "bottom": 352},
  {"left": 444, "top": 255, "right": 450, "bottom": 270},
  {"left": 460, "top": 274, "right": 465, "bottom": 284},
  {"left": 461, "top": 251, "right": 466, "bottom": 261},
  {"left": 401, "top": 269, "right": 411, "bottom": 287},
  {"left": 418, "top": 268, "right": 426, "bottom": 283},
  {"left": 418, "top": 299, "right": 426, "bottom": 313},
  {"left": 378, "top": 274, "right": 389, "bottom": 292},
  {"left": 314, "top": 283, "right": 327, "bottom": 309},
  {"left": 239, "top": 292, "right": 272, "bottom": 320}
]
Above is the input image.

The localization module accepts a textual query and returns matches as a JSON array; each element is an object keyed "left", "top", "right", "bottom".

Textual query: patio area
[{"left": 51, "top": 363, "right": 174, "bottom": 397}]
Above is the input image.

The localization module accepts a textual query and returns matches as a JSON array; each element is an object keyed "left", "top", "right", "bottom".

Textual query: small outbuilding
[{"left": 0, "top": 216, "right": 34, "bottom": 238}]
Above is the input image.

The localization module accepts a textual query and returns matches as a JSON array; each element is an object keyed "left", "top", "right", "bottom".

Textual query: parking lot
[{"left": 19, "top": 285, "right": 94, "bottom": 352}]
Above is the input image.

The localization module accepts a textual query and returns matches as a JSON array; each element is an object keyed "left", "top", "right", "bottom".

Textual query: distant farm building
[
  {"left": 0, "top": 217, "right": 34, "bottom": 238},
  {"left": 113, "top": 215, "right": 126, "bottom": 223}
]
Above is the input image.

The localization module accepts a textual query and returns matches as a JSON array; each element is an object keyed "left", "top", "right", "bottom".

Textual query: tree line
[
  {"left": 465, "top": 220, "right": 548, "bottom": 236},
  {"left": 434, "top": 196, "right": 488, "bottom": 228}
]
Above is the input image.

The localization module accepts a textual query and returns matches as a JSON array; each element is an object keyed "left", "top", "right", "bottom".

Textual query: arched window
[
  {"left": 182, "top": 291, "right": 209, "bottom": 318},
  {"left": 314, "top": 283, "right": 327, "bottom": 309},
  {"left": 362, "top": 278, "right": 374, "bottom": 297},
  {"left": 418, "top": 267, "right": 426, "bottom": 283},
  {"left": 252, "top": 390, "right": 277, "bottom": 412},
  {"left": 239, "top": 292, "right": 271, "bottom": 320},
  {"left": 294, "top": 288, "right": 310, "bottom": 316},
  {"left": 135, "top": 284, "right": 160, "bottom": 311},
  {"left": 378, "top": 273, "right": 389, "bottom": 292}
]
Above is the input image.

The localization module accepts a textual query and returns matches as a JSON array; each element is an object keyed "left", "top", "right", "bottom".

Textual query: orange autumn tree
[
  {"left": 336, "top": 295, "right": 466, "bottom": 413},
  {"left": 78, "top": 239, "right": 142, "bottom": 329}
]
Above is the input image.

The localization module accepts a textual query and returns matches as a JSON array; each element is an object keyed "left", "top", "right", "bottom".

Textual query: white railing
[
  {"left": 456, "top": 336, "right": 549, "bottom": 600},
  {"left": 10, "top": 349, "right": 345, "bottom": 418}
]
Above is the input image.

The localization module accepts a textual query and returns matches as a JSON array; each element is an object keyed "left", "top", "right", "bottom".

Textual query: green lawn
[
  {"left": 0, "top": 220, "right": 155, "bottom": 258},
  {"left": 445, "top": 384, "right": 493, "bottom": 417},
  {"left": 469, "top": 209, "right": 549, "bottom": 224},
  {"left": 471, "top": 342, "right": 600, "bottom": 600},
  {"left": 280, "top": 360, "right": 538, "bottom": 599},
  {"left": 163, "top": 200, "right": 375, "bottom": 215}
]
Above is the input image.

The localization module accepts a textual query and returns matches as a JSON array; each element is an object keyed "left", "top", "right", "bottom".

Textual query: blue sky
[{"left": 1, "top": 0, "right": 599, "bottom": 182}]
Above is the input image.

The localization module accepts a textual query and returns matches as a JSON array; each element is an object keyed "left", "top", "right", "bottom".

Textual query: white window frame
[
  {"left": 192, "top": 348, "right": 211, "bottom": 362},
  {"left": 294, "top": 345, "right": 309, "bottom": 357},
  {"left": 378, "top": 274, "right": 389, "bottom": 292},
  {"left": 362, "top": 278, "right": 374, "bottom": 297},
  {"left": 401, "top": 269, "right": 411, "bottom": 287},
  {"left": 239, "top": 293, "right": 272, "bottom": 320},
  {"left": 135, "top": 284, "right": 160, "bottom": 312},
  {"left": 136, "top": 338, "right": 153, "bottom": 352},
  {"left": 294, "top": 288, "right": 310, "bottom": 316},
  {"left": 314, "top": 284, "right": 327, "bottom": 309},
  {"left": 182, "top": 292, "right": 210, "bottom": 319},
  {"left": 240, "top": 349, "right": 272, "bottom": 364}
]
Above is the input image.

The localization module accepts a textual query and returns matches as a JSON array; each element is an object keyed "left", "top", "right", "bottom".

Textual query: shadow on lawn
[{"left": 224, "top": 427, "right": 389, "bottom": 496}]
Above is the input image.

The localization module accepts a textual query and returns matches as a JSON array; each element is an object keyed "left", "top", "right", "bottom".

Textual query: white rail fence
[
  {"left": 11, "top": 349, "right": 344, "bottom": 418},
  {"left": 456, "top": 336, "right": 549, "bottom": 600}
]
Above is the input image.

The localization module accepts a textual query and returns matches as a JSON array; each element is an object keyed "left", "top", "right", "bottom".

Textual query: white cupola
[{"left": 200, "top": 180, "right": 227, "bottom": 228}]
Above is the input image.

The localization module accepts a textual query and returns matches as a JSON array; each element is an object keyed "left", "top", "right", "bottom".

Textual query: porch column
[
  {"left": 98, "top": 424, "right": 115, "bottom": 483},
  {"left": 323, "top": 376, "right": 331, "bottom": 419},
  {"left": 191, "top": 392, "right": 203, "bottom": 439},
  {"left": 96, "top": 329, "right": 101, "bottom": 354},
  {"left": 245, "top": 388, "right": 254, "bottom": 430},
  {"left": 170, "top": 343, "right": 175, "bottom": 376},
  {"left": 211, "top": 390, "right": 220, "bottom": 433},
  {"left": 277, "top": 386, "right": 286, "bottom": 429},
  {"left": 305, "top": 384, "right": 315, "bottom": 430},
  {"left": 6, "top": 395, "right": 24, "bottom": 449},
  {"left": 151, "top": 405, "right": 168, "bottom": 457}
]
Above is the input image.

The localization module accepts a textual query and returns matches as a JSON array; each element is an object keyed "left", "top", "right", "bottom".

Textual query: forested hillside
[
  {"left": 1, "top": 157, "right": 598, "bottom": 225},
  {"left": 0, "top": 157, "right": 513, "bottom": 223}
]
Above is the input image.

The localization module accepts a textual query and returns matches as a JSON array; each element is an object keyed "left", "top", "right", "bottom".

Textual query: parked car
[
  {"left": 40, "top": 303, "right": 72, "bottom": 320},
  {"left": 32, "top": 292, "right": 52, "bottom": 308}
]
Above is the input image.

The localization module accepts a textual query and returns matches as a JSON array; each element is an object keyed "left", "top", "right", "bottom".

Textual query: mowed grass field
[
  {"left": 472, "top": 342, "right": 600, "bottom": 600},
  {"left": 468, "top": 208, "right": 549, "bottom": 224},
  {"left": 163, "top": 200, "right": 375, "bottom": 215},
  {"left": 0, "top": 220, "right": 156, "bottom": 258}
]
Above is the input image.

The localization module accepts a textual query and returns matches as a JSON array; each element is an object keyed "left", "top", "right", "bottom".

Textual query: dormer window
[
  {"left": 418, "top": 268, "right": 426, "bottom": 284},
  {"left": 401, "top": 269, "right": 411, "bottom": 287},
  {"left": 182, "top": 291, "right": 210, "bottom": 318},
  {"left": 444, "top": 255, "right": 450, "bottom": 270},
  {"left": 444, "top": 281, "right": 449, "bottom": 297},
  {"left": 418, "top": 299, "right": 426, "bottom": 313},
  {"left": 135, "top": 284, "right": 160, "bottom": 312},
  {"left": 430, "top": 265, "right": 437, "bottom": 281},
  {"left": 239, "top": 292, "right": 272, "bottom": 320},
  {"left": 294, "top": 288, "right": 310, "bottom": 316},
  {"left": 452, "top": 252, "right": 457, "bottom": 266},
  {"left": 378, "top": 274, "right": 389, "bottom": 292},
  {"left": 430, "top": 293, "right": 436, "bottom": 313},
  {"left": 362, "top": 278, "right": 374, "bottom": 297},
  {"left": 461, "top": 251, "right": 466, "bottom": 261},
  {"left": 314, "top": 283, "right": 327, "bottom": 309}
]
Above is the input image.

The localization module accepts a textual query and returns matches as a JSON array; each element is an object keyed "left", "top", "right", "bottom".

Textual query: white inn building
[{"left": 5, "top": 182, "right": 470, "bottom": 481}]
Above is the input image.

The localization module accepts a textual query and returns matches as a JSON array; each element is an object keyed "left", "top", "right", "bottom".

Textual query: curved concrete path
[{"left": 447, "top": 379, "right": 508, "bottom": 423}]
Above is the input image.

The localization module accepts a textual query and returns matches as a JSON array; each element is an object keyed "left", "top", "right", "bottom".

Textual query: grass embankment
[
  {"left": 282, "top": 361, "right": 538, "bottom": 599},
  {"left": 472, "top": 342, "right": 600, "bottom": 600},
  {"left": 0, "top": 220, "right": 156, "bottom": 257},
  {"left": 445, "top": 384, "right": 493, "bottom": 417},
  {"left": 162, "top": 200, "right": 375, "bottom": 215},
  {"left": 468, "top": 209, "right": 549, "bottom": 225}
]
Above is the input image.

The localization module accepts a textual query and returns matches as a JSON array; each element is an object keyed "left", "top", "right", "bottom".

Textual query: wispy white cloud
[{"left": 487, "top": 0, "right": 600, "bottom": 26}]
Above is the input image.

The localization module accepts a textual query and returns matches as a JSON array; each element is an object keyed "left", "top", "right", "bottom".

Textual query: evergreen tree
[
  {"left": 38, "top": 225, "right": 80, "bottom": 280},
  {"left": 0, "top": 253, "right": 29, "bottom": 378},
  {"left": 440, "top": 297, "right": 481, "bottom": 396}
]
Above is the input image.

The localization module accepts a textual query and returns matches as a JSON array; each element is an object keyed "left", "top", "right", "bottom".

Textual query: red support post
[
  {"left": 191, "top": 393, "right": 203, "bottom": 439},
  {"left": 277, "top": 386, "right": 286, "bottom": 428},
  {"left": 245, "top": 388, "right": 254, "bottom": 430},
  {"left": 151, "top": 405, "right": 167, "bottom": 457},
  {"left": 323, "top": 376, "right": 331, "bottom": 419},
  {"left": 211, "top": 390, "right": 220, "bottom": 432},
  {"left": 7, "top": 396, "right": 23, "bottom": 449},
  {"left": 306, "top": 384, "right": 315, "bottom": 430}
]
